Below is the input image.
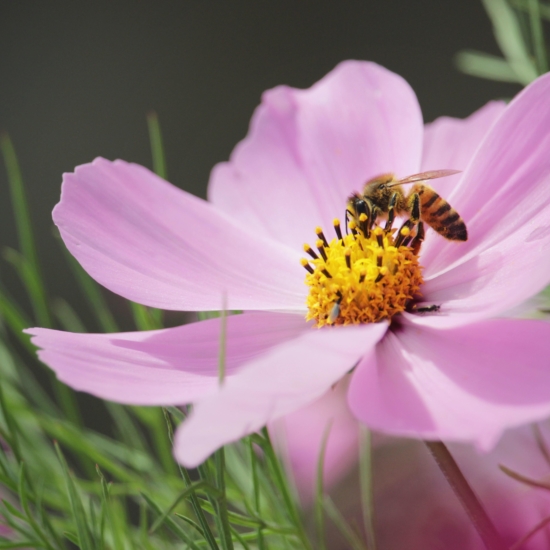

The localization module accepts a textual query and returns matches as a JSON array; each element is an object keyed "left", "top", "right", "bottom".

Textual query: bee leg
[
  {"left": 411, "top": 221, "right": 425, "bottom": 255},
  {"left": 328, "top": 292, "right": 343, "bottom": 324},
  {"left": 369, "top": 205, "right": 380, "bottom": 232},
  {"left": 408, "top": 303, "right": 440, "bottom": 314},
  {"left": 384, "top": 192, "right": 399, "bottom": 232},
  {"left": 395, "top": 193, "right": 420, "bottom": 247}
]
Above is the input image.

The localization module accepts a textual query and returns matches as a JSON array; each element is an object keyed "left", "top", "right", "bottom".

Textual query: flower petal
[
  {"left": 55, "top": 158, "right": 305, "bottom": 311},
  {"left": 348, "top": 318, "right": 550, "bottom": 450},
  {"left": 209, "top": 61, "right": 423, "bottom": 250},
  {"left": 420, "top": 100, "right": 505, "bottom": 210},
  {"left": 174, "top": 322, "right": 388, "bottom": 467},
  {"left": 25, "top": 313, "right": 308, "bottom": 405},
  {"left": 270, "top": 376, "right": 359, "bottom": 504},
  {"left": 407, "top": 215, "right": 550, "bottom": 328},
  {"left": 420, "top": 73, "right": 550, "bottom": 313}
]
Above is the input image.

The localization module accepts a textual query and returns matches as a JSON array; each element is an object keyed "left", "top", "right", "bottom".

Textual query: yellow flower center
[{"left": 302, "top": 218, "right": 424, "bottom": 327}]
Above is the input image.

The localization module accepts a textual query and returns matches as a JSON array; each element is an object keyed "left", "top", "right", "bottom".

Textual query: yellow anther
[
  {"left": 400, "top": 226, "right": 411, "bottom": 237},
  {"left": 316, "top": 239, "right": 325, "bottom": 249},
  {"left": 333, "top": 218, "right": 341, "bottom": 227},
  {"left": 359, "top": 213, "right": 368, "bottom": 222}
]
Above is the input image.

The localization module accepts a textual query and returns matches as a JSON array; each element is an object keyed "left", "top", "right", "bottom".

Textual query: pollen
[{"left": 302, "top": 223, "right": 423, "bottom": 327}]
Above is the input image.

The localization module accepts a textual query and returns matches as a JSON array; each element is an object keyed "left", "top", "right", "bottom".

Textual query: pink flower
[
  {"left": 371, "top": 425, "right": 550, "bottom": 550},
  {"left": 26, "top": 61, "right": 550, "bottom": 470}
]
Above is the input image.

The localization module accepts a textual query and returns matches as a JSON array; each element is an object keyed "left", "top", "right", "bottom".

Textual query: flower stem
[{"left": 424, "top": 440, "right": 506, "bottom": 550}]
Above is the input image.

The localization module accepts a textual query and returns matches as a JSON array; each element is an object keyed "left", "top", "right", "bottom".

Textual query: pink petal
[
  {"left": 209, "top": 61, "right": 423, "bottom": 251},
  {"left": 419, "top": 73, "right": 550, "bottom": 319},
  {"left": 25, "top": 313, "right": 308, "bottom": 405},
  {"left": 348, "top": 318, "right": 550, "bottom": 450},
  {"left": 375, "top": 431, "right": 550, "bottom": 550},
  {"left": 407, "top": 216, "right": 550, "bottom": 328},
  {"left": 55, "top": 158, "right": 305, "bottom": 312},
  {"left": 270, "top": 375, "right": 359, "bottom": 504},
  {"left": 420, "top": 100, "right": 505, "bottom": 213},
  {"left": 174, "top": 322, "right": 388, "bottom": 467}
]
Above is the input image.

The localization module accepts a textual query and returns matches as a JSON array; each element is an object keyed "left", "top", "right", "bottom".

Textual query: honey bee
[{"left": 347, "top": 169, "right": 467, "bottom": 243}]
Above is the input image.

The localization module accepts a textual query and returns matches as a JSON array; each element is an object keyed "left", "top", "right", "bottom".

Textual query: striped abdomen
[{"left": 412, "top": 184, "right": 467, "bottom": 241}]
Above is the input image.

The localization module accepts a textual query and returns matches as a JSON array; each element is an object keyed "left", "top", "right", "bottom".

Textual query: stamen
[
  {"left": 304, "top": 217, "right": 423, "bottom": 327},
  {"left": 316, "top": 227, "right": 329, "bottom": 248},
  {"left": 316, "top": 239, "right": 328, "bottom": 261},
  {"left": 333, "top": 218, "right": 343, "bottom": 241},
  {"left": 300, "top": 258, "right": 314, "bottom": 274},
  {"left": 303, "top": 244, "right": 319, "bottom": 260}
]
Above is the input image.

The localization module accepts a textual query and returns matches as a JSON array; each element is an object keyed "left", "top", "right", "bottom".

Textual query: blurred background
[{"left": 0, "top": 0, "right": 520, "bottom": 329}]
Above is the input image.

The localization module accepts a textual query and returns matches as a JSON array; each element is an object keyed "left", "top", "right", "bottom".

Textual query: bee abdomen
[{"left": 414, "top": 184, "right": 468, "bottom": 241}]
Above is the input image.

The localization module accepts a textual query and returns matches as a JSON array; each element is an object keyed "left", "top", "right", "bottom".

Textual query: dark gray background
[{"left": 0, "top": 1, "right": 519, "bottom": 327}]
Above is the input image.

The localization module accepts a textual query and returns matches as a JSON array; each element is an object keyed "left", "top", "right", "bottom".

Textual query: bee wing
[{"left": 390, "top": 169, "right": 461, "bottom": 187}]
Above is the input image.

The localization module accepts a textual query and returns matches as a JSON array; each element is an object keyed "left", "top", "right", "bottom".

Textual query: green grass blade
[
  {"left": 149, "top": 480, "right": 211, "bottom": 534},
  {"left": 455, "top": 50, "right": 520, "bottom": 82},
  {"left": 482, "top": 0, "right": 538, "bottom": 84},
  {"left": 54, "top": 442, "right": 94, "bottom": 550},
  {"left": 527, "top": 0, "right": 548, "bottom": 74},
  {"left": 141, "top": 492, "right": 201, "bottom": 549},
  {"left": 163, "top": 409, "right": 220, "bottom": 550},
  {"left": 258, "top": 428, "right": 310, "bottom": 549},
  {"left": 59, "top": 242, "right": 118, "bottom": 333},
  {"left": 359, "top": 427, "right": 376, "bottom": 550},
  {"left": 0, "top": 285, "right": 33, "bottom": 352},
  {"left": 323, "top": 497, "right": 366, "bottom": 550},
  {"left": 147, "top": 111, "right": 168, "bottom": 180},
  {"left": 0, "top": 134, "right": 51, "bottom": 328},
  {"left": 248, "top": 437, "right": 265, "bottom": 550},
  {"left": 0, "top": 542, "right": 45, "bottom": 549},
  {"left": 214, "top": 449, "right": 234, "bottom": 550},
  {"left": 52, "top": 298, "right": 86, "bottom": 333},
  {"left": 314, "top": 422, "right": 332, "bottom": 550},
  {"left": 17, "top": 465, "right": 56, "bottom": 550}
]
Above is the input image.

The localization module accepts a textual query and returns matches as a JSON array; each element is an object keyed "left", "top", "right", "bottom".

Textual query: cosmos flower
[
  {"left": 26, "top": 61, "right": 550, "bottom": 471},
  {"left": 369, "top": 425, "right": 550, "bottom": 550}
]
